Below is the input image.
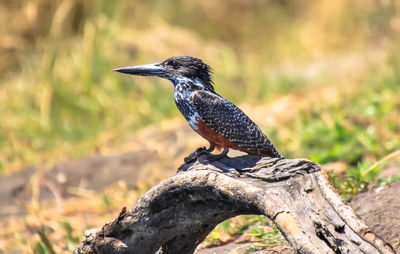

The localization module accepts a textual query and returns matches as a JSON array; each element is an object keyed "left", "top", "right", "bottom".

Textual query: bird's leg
[
  {"left": 211, "top": 147, "right": 229, "bottom": 160},
  {"left": 195, "top": 143, "right": 215, "bottom": 154},
  {"left": 197, "top": 147, "right": 229, "bottom": 164},
  {"left": 206, "top": 144, "right": 215, "bottom": 153},
  {"left": 184, "top": 143, "right": 216, "bottom": 163},
  {"left": 184, "top": 145, "right": 229, "bottom": 164}
]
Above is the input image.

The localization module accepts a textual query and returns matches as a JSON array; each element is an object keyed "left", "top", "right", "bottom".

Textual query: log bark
[{"left": 74, "top": 154, "right": 395, "bottom": 254}]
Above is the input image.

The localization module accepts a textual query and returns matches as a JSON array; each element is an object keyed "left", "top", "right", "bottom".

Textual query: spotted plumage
[{"left": 113, "top": 56, "right": 282, "bottom": 158}]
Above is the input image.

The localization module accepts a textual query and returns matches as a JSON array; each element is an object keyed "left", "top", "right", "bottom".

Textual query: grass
[
  {"left": 201, "top": 215, "right": 286, "bottom": 252},
  {"left": 293, "top": 62, "right": 400, "bottom": 199},
  {"left": 1, "top": 0, "right": 398, "bottom": 173},
  {"left": 1, "top": 0, "right": 400, "bottom": 253}
]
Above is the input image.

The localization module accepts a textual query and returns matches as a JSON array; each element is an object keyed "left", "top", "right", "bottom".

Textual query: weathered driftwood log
[{"left": 75, "top": 154, "right": 394, "bottom": 254}]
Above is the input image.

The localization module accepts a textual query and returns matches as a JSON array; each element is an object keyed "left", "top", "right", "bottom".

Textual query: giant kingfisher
[{"left": 113, "top": 56, "right": 282, "bottom": 161}]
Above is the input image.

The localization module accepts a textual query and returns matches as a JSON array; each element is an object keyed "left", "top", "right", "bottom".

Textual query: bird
[{"left": 113, "top": 56, "right": 282, "bottom": 161}]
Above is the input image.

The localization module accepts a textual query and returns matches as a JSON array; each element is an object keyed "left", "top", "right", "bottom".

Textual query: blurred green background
[
  {"left": 1, "top": 0, "right": 400, "bottom": 253},
  {"left": 1, "top": 0, "right": 399, "bottom": 173}
]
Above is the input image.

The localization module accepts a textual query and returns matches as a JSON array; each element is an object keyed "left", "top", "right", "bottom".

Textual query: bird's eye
[{"left": 168, "top": 61, "right": 179, "bottom": 69}]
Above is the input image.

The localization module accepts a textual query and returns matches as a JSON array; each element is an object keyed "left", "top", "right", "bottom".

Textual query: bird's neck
[
  {"left": 170, "top": 76, "right": 213, "bottom": 94},
  {"left": 172, "top": 78, "right": 194, "bottom": 91}
]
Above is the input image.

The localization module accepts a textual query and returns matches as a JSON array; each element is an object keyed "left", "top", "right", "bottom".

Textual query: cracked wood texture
[{"left": 74, "top": 155, "right": 395, "bottom": 254}]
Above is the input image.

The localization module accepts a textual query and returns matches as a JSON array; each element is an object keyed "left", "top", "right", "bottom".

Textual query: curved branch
[{"left": 75, "top": 155, "right": 394, "bottom": 254}]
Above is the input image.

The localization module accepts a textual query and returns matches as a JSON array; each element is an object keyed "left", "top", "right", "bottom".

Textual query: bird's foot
[
  {"left": 184, "top": 146, "right": 210, "bottom": 164},
  {"left": 210, "top": 147, "right": 229, "bottom": 161},
  {"left": 198, "top": 148, "right": 229, "bottom": 164},
  {"left": 184, "top": 146, "right": 228, "bottom": 164}
]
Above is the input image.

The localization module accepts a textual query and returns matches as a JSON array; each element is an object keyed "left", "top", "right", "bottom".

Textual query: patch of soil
[
  {"left": 195, "top": 242, "right": 292, "bottom": 254},
  {"left": 352, "top": 181, "right": 400, "bottom": 252},
  {"left": 0, "top": 151, "right": 158, "bottom": 218}
]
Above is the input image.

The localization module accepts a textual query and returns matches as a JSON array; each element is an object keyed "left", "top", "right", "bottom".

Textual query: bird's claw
[
  {"left": 184, "top": 147, "right": 209, "bottom": 163},
  {"left": 184, "top": 147, "right": 228, "bottom": 164}
]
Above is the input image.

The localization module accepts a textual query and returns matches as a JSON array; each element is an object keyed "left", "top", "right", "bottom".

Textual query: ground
[{"left": 352, "top": 181, "right": 400, "bottom": 252}]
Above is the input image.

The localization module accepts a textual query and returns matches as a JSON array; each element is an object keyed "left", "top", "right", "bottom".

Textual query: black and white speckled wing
[{"left": 191, "top": 90, "right": 282, "bottom": 158}]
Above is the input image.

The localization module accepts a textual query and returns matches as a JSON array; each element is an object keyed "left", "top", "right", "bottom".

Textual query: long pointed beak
[{"left": 113, "top": 63, "right": 167, "bottom": 77}]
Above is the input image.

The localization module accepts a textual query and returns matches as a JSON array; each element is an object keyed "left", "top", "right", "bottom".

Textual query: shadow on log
[{"left": 75, "top": 154, "right": 395, "bottom": 254}]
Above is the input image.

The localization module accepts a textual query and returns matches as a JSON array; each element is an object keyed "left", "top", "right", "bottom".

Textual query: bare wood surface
[{"left": 74, "top": 154, "right": 395, "bottom": 254}]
